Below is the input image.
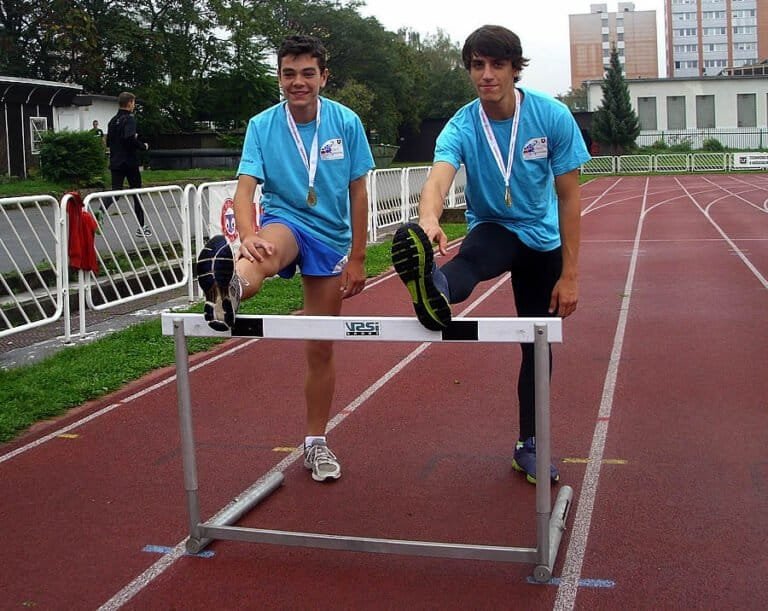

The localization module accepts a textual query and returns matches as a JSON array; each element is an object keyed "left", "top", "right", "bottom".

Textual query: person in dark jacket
[{"left": 99, "top": 92, "right": 151, "bottom": 237}]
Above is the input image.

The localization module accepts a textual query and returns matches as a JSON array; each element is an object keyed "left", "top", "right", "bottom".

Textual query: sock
[{"left": 305, "top": 435, "right": 326, "bottom": 449}]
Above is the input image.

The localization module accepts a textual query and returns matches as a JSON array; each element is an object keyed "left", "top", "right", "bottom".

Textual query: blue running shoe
[
  {"left": 196, "top": 235, "right": 239, "bottom": 331},
  {"left": 391, "top": 223, "right": 451, "bottom": 331},
  {"left": 511, "top": 437, "right": 560, "bottom": 485}
]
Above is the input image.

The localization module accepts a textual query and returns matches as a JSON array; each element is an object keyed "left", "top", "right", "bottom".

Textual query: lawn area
[{"left": 0, "top": 223, "right": 467, "bottom": 444}]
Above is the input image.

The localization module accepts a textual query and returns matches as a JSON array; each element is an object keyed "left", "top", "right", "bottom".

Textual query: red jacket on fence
[{"left": 65, "top": 192, "right": 99, "bottom": 273}]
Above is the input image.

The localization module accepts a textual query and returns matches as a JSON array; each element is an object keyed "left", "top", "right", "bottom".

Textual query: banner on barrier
[
  {"left": 732, "top": 153, "right": 768, "bottom": 170},
  {"left": 207, "top": 183, "right": 261, "bottom": 248}
]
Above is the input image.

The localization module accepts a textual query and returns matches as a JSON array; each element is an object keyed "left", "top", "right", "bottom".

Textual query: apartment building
[
  {"left": 569, "top": 2, "right": 658, "bottom": 90},
  {"left": 666, "top": 0, "right": 768, "bottom": 77}
]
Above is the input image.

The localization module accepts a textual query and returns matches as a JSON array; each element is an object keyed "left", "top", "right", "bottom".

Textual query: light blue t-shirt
[
  {"left": 435, "top": 88, "right": 591, "bottom": 251},
  {"left": 238, "top": 97, "right": 374, "bottom": 253}
]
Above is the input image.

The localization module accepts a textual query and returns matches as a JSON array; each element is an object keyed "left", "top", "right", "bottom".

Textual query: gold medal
[
  {"left": 505, "top": 185, "right": 512, "bottom": 207},
  {"left": 307, "top": 186, "right": 317, "bottom": 206}
]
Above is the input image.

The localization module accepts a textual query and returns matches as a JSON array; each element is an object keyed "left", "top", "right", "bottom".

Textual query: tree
[
  {"left": 407, "top": 29, "right": 475, "bottom": 120},
  {"left": 556, "top": 86, "right": 587, "bottom": 112},
  {"left": 590, "top": 46, "right": 639, "bottom": 155},
  {"left": 272, "top": 0, "right": 419, "bottom": 143}
]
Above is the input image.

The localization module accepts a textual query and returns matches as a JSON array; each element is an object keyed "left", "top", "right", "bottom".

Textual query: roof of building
[
  {"left": 0, "top": 76, "right": 83, "bottom": 106},
  {"left": 583, "top": 73, "right": 768, "bottom": 86}
]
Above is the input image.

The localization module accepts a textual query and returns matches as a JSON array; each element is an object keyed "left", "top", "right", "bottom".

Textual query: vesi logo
[{"left": 345, "top": 321, "right": 380, "bottom": 336}]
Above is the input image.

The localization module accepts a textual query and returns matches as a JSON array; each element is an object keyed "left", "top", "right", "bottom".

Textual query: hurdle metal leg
[
  {"left": 173, "top": 319, "right": 285, "bottom": 554},
  {"left": 168, "top": 314, "right": 572, "bottom": 581}
]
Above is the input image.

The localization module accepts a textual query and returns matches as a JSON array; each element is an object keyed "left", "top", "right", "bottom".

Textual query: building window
[
  {"left": 737, "top": 93, "right": 756, "bottom": 127},
  {"left": 667, "top": 96, "right": 686, "bottom": 129},
  {"left": 696, "top": 95, "right": 715, "bottom": 128},
  {"left": 29, "top": 117, "right": 48, "bottom": 155},
  {"left": 637, "top": 97, "right": 657, "bottom": 130}
]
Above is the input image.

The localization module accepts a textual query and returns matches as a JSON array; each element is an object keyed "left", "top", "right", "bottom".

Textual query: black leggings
[
  {"left": 441, "top": 223, "right": 562, "bottom": 439},
  {"left": 103, "top": 165, "right": 145, "bottom": 227}
]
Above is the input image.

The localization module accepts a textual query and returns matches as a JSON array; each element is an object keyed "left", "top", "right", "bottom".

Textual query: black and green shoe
[{"left": 391, "top": 223, "right": 452, "bottom": 331}]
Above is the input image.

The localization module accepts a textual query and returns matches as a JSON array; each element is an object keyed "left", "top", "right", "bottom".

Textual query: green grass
[{"left": 0, "top": 223, "right": 467, "bottom": 444}]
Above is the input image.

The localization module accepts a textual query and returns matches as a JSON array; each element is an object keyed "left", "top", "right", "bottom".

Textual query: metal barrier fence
[
  {"left": 83, "top": 186, "right": 189, "bottom": 309},
  {"left": 0, "top": 195, "right": 63, "bottom": 338},
  {"left": 637, "top": 128, "right": 768, "bottom": 151},
  {"left": 1, "top": 155, "right": 763, "bottom": 343},
  {"left": 580, "top": 152, "right": 743, "bottom": 175}
]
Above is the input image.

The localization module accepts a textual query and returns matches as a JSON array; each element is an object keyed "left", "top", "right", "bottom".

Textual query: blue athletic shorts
[{"left": 260, "top": 213, "right": 348, "bottom": 278}]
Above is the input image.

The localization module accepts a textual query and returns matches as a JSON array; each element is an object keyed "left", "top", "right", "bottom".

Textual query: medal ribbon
[
  {"left": 285, "top": 98, "right": 321, "bottom": 202},
  {"left": 478, "top": 88, "right": 521, "bottom": 205}
]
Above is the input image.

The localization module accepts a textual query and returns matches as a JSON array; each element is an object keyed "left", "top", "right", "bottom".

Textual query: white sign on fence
[
  {"left": 732, "top": 153, "right": 768, "bottom": 170},
  {"left": 207, "top": 183, "right": 261, "bottom": 249}
]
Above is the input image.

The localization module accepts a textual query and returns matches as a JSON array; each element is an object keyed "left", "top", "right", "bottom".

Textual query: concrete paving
[{"left": 0, "top": 289, "right": 191, "bottom": 370}]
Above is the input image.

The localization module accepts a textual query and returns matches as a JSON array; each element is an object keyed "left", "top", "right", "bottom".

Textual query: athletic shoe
[
  {"left": 196, "top": 235, "right": 240, "bottom": 332},
  {"left": 135, "top": 226, "right": 152, "bottom": 238},
  {"left": 303, "top": 441, "right": 341, "bottom": 482},
  {"left": 511, "top": 436, "right": 560, "bottom": 485},
  {"left": 391, "top": 223, "right": 451, "bottom": 330}
]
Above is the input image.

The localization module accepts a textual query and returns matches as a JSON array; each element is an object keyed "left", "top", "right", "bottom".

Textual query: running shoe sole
[
  {"left": 196, "top": 235, "right": 235, "bottom": 332},
  {"left": 511, "top": 457, "right": 560, "bottom": 485},
  {"left": 391, "top": 223, "right": 451, "bottom": 330}
]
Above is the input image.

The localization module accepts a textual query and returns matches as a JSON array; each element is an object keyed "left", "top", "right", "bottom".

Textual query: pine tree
[{"left": 591, "top": 46, "right": 640, "bottom": 155}]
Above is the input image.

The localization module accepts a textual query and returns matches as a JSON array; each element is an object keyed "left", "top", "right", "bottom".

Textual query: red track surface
[{"left": 1, "top": 174, "right": 767, "bottom": 610}]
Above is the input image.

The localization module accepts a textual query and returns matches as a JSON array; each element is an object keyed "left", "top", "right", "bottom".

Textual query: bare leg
[{"left": 301, "top": 275, "right": 343, "bottom": 435}]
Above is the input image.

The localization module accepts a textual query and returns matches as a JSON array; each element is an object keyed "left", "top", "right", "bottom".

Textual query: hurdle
[{"left": 162, "top": 313, "right": 573, "bottom": 583}]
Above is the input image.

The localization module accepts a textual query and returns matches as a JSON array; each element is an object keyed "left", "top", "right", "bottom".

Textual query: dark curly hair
[
  {"left": 278, "top": 35, "right": 328, "bottom": 72},
  {"left": 462, "top": 26, "right": 530, "bottom": 82}
]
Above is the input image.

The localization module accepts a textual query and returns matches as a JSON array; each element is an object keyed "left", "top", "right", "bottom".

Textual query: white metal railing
[
  {"left": 82, "top": 186, "right": 189, "bottom": 312},
  {"left": 369, "top": 168, "right": 404, "bottom": 243},
  {"left": 579, "top": 152, "right": 761, "bottom": 175},
  {"left": 0, "top": 195, "right": 63, "bottom": 338},
  {"left": 1, "top": 154, "right": 763, "bottom": 344}
]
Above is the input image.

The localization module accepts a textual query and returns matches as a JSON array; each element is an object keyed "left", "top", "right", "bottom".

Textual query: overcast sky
[{"left": 357, "top": 0, "right": 666, "bottom": 96}]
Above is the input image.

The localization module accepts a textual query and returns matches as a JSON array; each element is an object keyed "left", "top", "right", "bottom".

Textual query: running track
[{"left": 1, "top": 174, "right": 766, "bottom": 610}]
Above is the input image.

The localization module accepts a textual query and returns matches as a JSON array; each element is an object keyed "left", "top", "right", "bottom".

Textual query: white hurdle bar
[{"left": 163, "top": 313, "right": 572, "bottom": 583}]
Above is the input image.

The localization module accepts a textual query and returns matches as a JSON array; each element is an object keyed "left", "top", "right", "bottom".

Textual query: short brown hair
[
  {"left": 278, "top": 35, "right": 328, "bottom": 72},
  {"left": 117, "top": 92, "right": 136, "bottom": 108},
  {"left": 462, "top": 26, "right": 530, "bottom": 81}
]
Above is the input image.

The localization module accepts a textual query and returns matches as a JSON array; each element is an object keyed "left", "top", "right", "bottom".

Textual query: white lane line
[
  {"left": 98, "top": 271, "right": 509, "bottom": 610},
  {"left": 554, "top": 177, "right": 649, "bottom": 611},
  {"left": 675, "top": 178, "right": 768, "bottom": 290},
  {"left": 0, "top": 339, "right": 258, "bottom": 465},
  {"left": 0, "top": 238, "right": 461, "bottom": 466}
]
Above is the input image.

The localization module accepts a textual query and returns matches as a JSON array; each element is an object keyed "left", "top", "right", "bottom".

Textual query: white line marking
[
  {"left": 554, "top": 177, "right": 649, "bottom": 611},
  {"left": 0, "top": 340, "right": 258, "bottom": 465},
  {"left": 1, "top": 238, "right": 462, "bottom": 465},
  {"left": 98, "top": 268, "right": 508, "bottom": 609},
  {"left": 675, "top": 178, "right": 768, "bottom": 290}
]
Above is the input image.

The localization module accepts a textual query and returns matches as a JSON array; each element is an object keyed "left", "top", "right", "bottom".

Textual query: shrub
[
  {"left": 38, "top": 130, "right": 106, "bottom": 186},
  {"left": 702, "top": 138, "right": 725, "bottom": 152}
]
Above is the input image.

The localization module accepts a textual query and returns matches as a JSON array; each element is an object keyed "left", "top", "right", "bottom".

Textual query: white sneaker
[
  {"left": 135, "top": 226, "right": 152, "bottom": 238},
  {"left": 303, "top": 441, "right": 341, "bottom": 482}
]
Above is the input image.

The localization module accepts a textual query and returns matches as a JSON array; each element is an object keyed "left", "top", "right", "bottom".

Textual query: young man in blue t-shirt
[
  {"left": 196, "top": 35, "right": 374, "bottom": 483},
  {"left": 392, "top": 25, "right": 590, "bottom": 485}
]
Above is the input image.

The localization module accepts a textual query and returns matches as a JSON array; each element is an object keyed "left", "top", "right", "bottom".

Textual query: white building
[
  {"left": 584, "top": 74, "right": 768, "bottom": 147},
  {"left": 666, "top": 0, "right": 768, "bottom": 78}
]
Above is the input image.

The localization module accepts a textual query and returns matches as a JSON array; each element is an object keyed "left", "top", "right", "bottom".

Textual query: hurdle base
[
  {"left": 197, "top": 524, "right": 540, "bottom": 564},
  {"left": 532, "top": 484, "right": 574, "bottom": 583},
  {"left": 186, "top": 471, "right": 284, "bottom": 554}
]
